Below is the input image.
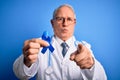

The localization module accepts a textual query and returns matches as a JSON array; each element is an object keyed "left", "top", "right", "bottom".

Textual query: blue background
[{"left": 0, "top": 0, "right": 120, "bottom": 80}]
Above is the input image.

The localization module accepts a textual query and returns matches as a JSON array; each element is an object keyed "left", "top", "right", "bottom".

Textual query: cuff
[{"left": 23, "top": 58, "right": 40, "bottom": 77}]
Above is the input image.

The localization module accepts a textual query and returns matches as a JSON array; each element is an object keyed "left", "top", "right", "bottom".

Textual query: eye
[
  {"left": 56, "top": 17, "right": 63, "bottom": 21},
  {"left": 58, "top": 18, "right": 63, "bottom": 21},
  {"left": 67, "top": 17, "right": 73, "bottom": 21}
]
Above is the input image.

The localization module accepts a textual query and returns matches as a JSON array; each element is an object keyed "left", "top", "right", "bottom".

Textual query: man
[{"left": 13, "top": 4, "right": 107, "bottom": 80}]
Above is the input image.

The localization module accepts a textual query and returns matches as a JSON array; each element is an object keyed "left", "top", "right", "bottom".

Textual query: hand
[
  {"left": 23, "top": 38, "right": 49, "bottom": 67},
  {"left": 70, "top": 43, "right": 94, "bottom": 69}
]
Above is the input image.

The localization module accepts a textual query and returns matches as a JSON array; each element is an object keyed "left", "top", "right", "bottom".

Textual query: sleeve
[
  {"left": 80, "top": 41, "right": 107, "bottom": 80},
  {"left": 13, "top": 54, "right": 40, "bottom": 80}
]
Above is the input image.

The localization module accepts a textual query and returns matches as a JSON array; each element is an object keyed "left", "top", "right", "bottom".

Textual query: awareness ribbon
[{"left": 41, "top": 31, "right": 54, "bottom": 54}]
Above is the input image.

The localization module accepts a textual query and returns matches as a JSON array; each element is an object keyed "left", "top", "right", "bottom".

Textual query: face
[{"left": 51, "top": 6, "right": 76, "bottom": 41}]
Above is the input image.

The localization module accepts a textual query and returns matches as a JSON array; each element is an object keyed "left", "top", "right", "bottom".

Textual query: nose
[{"left": 62, "top": 19, "right": 68, "bottom": 26}]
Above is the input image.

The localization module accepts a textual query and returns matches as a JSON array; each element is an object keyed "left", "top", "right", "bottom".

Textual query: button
[{"left": 45, "top": 66, "right": 53, "bottom": 75}]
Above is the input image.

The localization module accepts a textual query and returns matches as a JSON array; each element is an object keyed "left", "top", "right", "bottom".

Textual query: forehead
[{"left": 55, "top": 6, "right": 75, "bottom": 18}]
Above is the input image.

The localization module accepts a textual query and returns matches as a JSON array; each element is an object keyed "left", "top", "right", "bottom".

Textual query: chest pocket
[{"left": 44, "top": 66, "right": 62, "bottom": 80}]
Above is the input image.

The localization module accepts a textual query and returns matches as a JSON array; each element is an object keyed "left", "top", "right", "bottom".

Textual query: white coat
[{"left": 13, "top": 36, "right": 107, "bottom": 80}]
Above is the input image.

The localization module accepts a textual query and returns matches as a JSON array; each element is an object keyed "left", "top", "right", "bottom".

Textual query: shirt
[{"left": 13, "top": 36, "right": 107, "bottom": 80}]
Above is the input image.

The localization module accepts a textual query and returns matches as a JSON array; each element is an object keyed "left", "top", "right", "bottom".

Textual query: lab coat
[{"left": 13, "top": 36, "right": 107, "bottom": 80}]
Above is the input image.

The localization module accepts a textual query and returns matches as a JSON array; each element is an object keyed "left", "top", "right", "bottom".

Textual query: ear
[
  {"left": 74, "top": 19, "right": 76, "bottom": 24},
  {"left": 50, "top": 19, "right": 54, "bottom": 27}
]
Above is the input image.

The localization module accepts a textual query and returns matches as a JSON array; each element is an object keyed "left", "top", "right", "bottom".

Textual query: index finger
[
  {"left": 74, "top": 43, "right": 90, "bottom": 62},
  {"left": 77, "top": 43, "right": 84, "bottom": 53},
  {"left": 30, "top": 38, "right": 49, "bottom": 47}
]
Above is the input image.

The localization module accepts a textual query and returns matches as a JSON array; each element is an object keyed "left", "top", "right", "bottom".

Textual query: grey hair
[{"left": 52, "top": 4, "right": 76, "bottom": 19}]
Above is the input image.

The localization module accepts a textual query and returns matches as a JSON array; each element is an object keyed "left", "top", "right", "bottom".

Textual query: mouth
[{"left": 62, "top": 28, "right": 68, "bottom": 33}]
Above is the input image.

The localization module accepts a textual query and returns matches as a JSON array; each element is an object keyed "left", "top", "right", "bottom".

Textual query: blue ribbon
[{"left": 41, "top": 31, "right": 54, "bottom": 54}]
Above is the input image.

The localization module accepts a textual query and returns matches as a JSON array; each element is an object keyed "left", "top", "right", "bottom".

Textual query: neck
[{"left": 54, "top": 35, "right": 72, "bottom": 42}]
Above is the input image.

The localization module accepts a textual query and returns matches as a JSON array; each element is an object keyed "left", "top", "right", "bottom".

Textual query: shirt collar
[{"left": 54, "top": 35, "right": 76, "bottom": 47}]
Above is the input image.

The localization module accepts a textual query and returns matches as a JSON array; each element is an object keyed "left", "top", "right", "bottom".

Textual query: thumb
[{"left": 70, "top": 52, "right": 76, "bottom": 61}]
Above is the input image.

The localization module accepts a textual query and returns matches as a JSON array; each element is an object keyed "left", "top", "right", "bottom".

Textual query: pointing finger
[
  {"left": 70, "top": 43, "right": 83, "bottom": 61},
  {"left": 77, "top": 43, "right": 84, "bottom": 53}
]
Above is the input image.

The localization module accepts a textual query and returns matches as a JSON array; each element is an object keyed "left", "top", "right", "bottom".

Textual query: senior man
[{"left": 13, "top": 4, "right": 107, "bottom": 80}]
